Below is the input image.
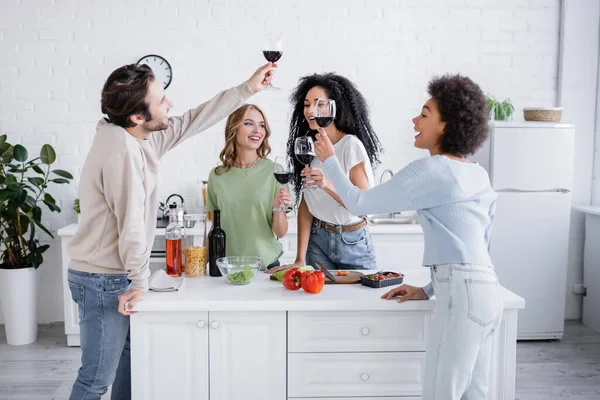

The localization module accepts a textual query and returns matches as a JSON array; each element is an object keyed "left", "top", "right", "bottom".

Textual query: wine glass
[
  {"left": 314, "top": 98, "right": 336, "bottom": 129},
  {"left": 273, "top": 156, "right": 293, "bottom": 212},
  {"left": 262, "top": 34, "right": 283, "bottom": 91},
  {"left": 294, "top": 136, "right": 317, "bottom": 192}
]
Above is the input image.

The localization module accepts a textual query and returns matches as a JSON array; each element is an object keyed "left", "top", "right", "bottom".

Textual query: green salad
[{"left": 226, "top": 265, "right": 255, "bottom": 284}]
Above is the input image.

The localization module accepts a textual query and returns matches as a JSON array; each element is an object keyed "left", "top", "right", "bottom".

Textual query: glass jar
[{"left": 183, "top": 214, "right": 208, "bottom": 278}]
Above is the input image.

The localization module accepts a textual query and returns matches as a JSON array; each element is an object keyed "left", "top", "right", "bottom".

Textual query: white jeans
[{"left": 422, "top": 264, "right": 504, "bottom": 400}]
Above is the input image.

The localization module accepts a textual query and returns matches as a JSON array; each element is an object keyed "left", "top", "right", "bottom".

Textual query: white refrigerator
[{"left": 471, "top": 121, "right": 575, "bottom": 340}]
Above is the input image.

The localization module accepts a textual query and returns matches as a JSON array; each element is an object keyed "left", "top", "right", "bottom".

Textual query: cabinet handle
[
  {"left": 361, "top": 373, "right": 370, "bottom": 381},
  {"left": 196, "top": 320, "right": 205, "bottom": 329},
  {"left": 211, "top": 321, "right": 220, "bottom": 329},
  {"left": 361, "top": 327, "right": 370, "bottom": 336}
]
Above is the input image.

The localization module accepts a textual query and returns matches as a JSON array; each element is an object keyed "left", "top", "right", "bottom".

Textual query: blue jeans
[
  {"left": 306, "top": 219, "right": 377, "bottom": 270},
  {"left": 67, "top": 269, "right": 132, "bottom": 400}
]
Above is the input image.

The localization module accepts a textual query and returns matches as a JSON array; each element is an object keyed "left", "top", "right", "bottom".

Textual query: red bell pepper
[
  {"left": 282, "top": 268, "right": 302, "bottom": 291},
  {"left": 301, "top": 270, "right": 325, "bottom": 294}
]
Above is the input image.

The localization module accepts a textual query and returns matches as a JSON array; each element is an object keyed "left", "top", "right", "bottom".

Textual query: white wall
[
  {"left": 0, "top": 0, "right": 579, "bottom": 323},
  {"left": 559, "top": 0, "right": 600, "bottom": 320}
]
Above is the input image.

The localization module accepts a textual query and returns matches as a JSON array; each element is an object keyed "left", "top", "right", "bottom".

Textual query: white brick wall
[{"left": 0, "top": 0, "right": 563, "bottom": 323}]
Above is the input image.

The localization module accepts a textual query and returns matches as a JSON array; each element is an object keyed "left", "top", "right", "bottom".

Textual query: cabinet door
[
  {"left": 131, "top": 313, "right": 209, "bottom": 400},
  {"left": 369, "top": 233, "right": 425, "bottom": 271},
  {"left": 209, "top": 311, "right": 286, "bottom": 400}
]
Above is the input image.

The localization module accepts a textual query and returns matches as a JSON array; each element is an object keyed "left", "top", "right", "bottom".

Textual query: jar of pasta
[{"left": 183, "top": 213, "right": 208, "bottom": 277}]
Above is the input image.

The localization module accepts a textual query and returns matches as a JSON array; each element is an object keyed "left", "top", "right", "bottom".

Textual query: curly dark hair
[
  {"left": 101, "top": 64, "right": 155, "bottom": 128},
  {"left": 286, "top": 73, "right": 383, "bottom": 200},
  {"left": 427, "top": 74, "right": 489, "bottom": 156}
]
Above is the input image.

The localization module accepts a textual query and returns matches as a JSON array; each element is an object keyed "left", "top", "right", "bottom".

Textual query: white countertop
[
  {"left": 573, "top": 205, "right": 600, "bottom": 217},
  {"left": 132, "top": 269, "right": 524, "bottom": 313}
]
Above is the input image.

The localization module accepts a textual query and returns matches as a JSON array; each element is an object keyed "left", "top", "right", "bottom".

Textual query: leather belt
[{"left": 314, "top": 217, "right": 367, "bottom": 233}]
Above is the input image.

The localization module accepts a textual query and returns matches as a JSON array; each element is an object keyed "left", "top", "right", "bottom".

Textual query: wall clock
[{"left": 136, "top": 54, "right": 173, "bottom": 89}]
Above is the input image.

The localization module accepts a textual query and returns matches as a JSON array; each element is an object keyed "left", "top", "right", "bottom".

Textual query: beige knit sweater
[{"left": 67, "top": 82, "right": 254, "bottom": 291}]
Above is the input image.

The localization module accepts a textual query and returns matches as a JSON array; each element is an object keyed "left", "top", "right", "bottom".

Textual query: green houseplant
[
  {"left": 486, "top": 94, "right": 515, "bottom": 121},
  {"left": 74, "top": 198, "right": 81, "bottom": 223},
  {"left": 0, "top": 134, "right": 73, "bottom": 345}
]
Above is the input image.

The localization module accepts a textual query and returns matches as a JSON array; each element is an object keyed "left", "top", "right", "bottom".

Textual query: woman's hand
[
  {"left": 314, "top": 131, "right": 335, "bottom": 162},
  {"left": 381, "top": 284, "right": 429, "bottom": 303},
  {"left": 246, "top": 62, "right": 278, "bottom": 93},
  {"left": 301, "top": 167, "right": 332, "bottom": 190},
  {"left": 272, "top": 188, "right": 292, "bottom": 211},
  {"left": 118, "top": 289, "right": 145, "bottom": 316},
  {"left": 265, "top": 261, "right": 304, "bottom": 275}
]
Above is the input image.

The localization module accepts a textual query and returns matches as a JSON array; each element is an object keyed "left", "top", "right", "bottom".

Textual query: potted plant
[
  {"left": 486, "top": 94, "right": 515, "bottom": 121},
  {"left": 74, "top": 198, "right": 81, "bottom": 223},
  {"left": 0, "top": 135, "right": 73, "bottom": 345}
]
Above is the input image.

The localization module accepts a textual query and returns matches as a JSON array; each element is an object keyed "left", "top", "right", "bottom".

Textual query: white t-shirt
[{"left": 304, "top": 134, "right": 374, "bottom": 226}]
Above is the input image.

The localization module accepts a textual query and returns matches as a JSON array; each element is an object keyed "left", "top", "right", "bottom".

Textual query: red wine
[
  {"left": 208, "top": 210, "right": 226, "bottom": 277},
  {"left": 274, "top": 172, "right": 293, "bottom": 184},
  {"left": 296, "top": 154, "right": 315, "bottom": 165},
  {"left": 263, "top": 51, "right": 283, "bottom": 63},
  {"left": 315, "top": 117, "right": 333, "bottom": 128}
]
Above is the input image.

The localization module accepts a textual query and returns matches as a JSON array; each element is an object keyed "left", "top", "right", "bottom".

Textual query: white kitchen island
[{"left": 130, "top": 269, "right": 524, "bottom": 400}]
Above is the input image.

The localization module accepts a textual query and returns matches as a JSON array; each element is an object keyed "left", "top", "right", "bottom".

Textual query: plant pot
[
  {"left": 77, "top": 214, "right": 81, "bottom": 224},
  {"left": 0, "top": 267, "right": 38, "bottom": 345}
]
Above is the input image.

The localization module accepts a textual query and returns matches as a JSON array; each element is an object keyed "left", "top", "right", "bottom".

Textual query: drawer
[
  {"left": 288, "top": 311, "right": 429, "bottom": 352},
  {"left": 288, "top": 352, "right": 425, "bottom": 398}
]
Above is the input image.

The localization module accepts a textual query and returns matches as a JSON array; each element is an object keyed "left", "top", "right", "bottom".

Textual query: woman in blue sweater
[{"left": 313, "top": 74, "right": 501, "bottom": 400}]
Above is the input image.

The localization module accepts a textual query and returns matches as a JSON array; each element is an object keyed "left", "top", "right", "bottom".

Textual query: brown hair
[
  {"left": 101, "top": 64, "right": 155, "bottom": 128},
  {"left": 216, "top": 104, "right": 272, "bottom": 175}
]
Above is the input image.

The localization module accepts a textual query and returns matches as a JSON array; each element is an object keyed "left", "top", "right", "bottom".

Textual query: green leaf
[
  {"left": 33, "top": 218, "right": 54, "bottom": 239},
  {"left": 51, "top": 169, "right": 73, "bottom": 179},
  {"left": 40, "top": 144, "right": 56, "bottom": 165},
  {"left": 24, "top": 195, "right": 36, "bottom": 209},
  {"left": 43, "top": 200, "right": 61, "bottom": 212},
  {"left": 27, "top": 177, "right": 45, "bottom": 187},
  {"left": 50, "top": 178, "right": 70, "bottom": 184},
  {"left": 0, "top": 134, "right": 6, "bottom": 145},
  {"left": 0, "top": 143, "right": 11, "bottom": 154},
  {"left": 43, "top": 193, "right": 56, "bottom": 204},
  {"left": 32, "top": 206, "right": 42, "bottom": 221},
  {"left": 32, "top": 165, "right": 45, "bottom": 174},
  {"left": 0, "top": 189, "right": 13, "bottom": 201},
  {"left": 2, "top": 145, "right": 14, "bottom": 163},
  {"left": 13, "top": 189, "right": 26, "bottom": 205},
  {"left": 13, "top": 144, "right": 28, "bottom": 162},
  {"left": 38, "top": 244, "right": 50, "bottom": 254}
]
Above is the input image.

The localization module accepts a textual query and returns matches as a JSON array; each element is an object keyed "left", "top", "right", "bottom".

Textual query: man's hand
[
  {"left": 381, "top": 284, "right": 429, "bottom": 303},
  {"left": 247, "top": 62, "right": 278, "bottom": 93},
  {"left": 118, "top": 288, "right": 145, "bottom": 316}
]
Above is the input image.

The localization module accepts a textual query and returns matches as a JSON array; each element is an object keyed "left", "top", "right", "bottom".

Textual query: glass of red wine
[
  {"left": 262, "top": 34, "right": 283, "bottom": 91},
  {"left": 294, "top": 136, "right": 318, "bottom": 192},
  {"left": 273, "top": 156, "right": 293, "bottom": 212},
  {"left": 314, "top": 98, "right": 336, "bottom": 129}
]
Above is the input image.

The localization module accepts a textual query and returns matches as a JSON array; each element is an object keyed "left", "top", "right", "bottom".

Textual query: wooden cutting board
[
  {"left": 324, "top": 271, "right": 364, "bottom": 284},
  {"left": 317, "top": 263, "right": 364, "bottom": 284}
]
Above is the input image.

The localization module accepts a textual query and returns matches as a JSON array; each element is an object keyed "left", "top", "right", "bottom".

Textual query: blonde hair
[{"left": 216, "top": 104, "right": 272, "bottom": 175}]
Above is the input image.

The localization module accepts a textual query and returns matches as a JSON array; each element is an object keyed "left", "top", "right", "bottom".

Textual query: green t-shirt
[{"left": 205, "top": 158, "right": 284, "bottom": 267}]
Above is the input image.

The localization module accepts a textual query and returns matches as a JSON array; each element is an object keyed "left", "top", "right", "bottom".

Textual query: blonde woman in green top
[{"left": 205, "top": 104, "right": 292, "bottom": 269}]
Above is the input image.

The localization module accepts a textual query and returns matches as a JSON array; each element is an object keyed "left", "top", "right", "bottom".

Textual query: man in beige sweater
[{"left": 66, "top": 62, "right": 275, "bottom": 400}]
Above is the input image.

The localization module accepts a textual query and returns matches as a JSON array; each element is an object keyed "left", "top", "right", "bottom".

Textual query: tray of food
[{"left": 360, "top": 271, "right": 404, "bottom": 288}]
